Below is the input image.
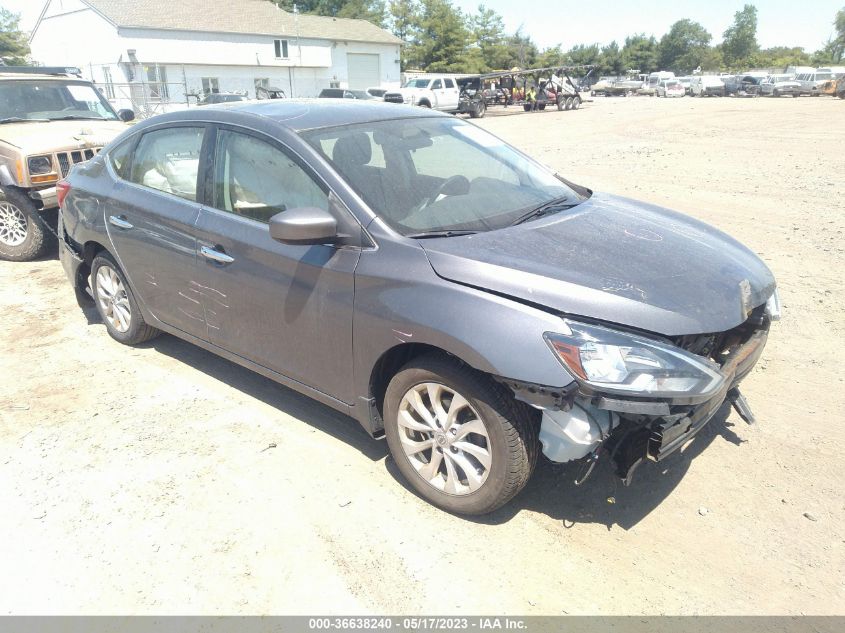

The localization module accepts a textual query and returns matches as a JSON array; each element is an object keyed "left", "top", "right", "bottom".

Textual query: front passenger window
[
  {"left": 129, "top": 127, "right": 204, "bottom": 200},
  {"left": 213, "top": 130, "right": 329, "bottom": 223}
]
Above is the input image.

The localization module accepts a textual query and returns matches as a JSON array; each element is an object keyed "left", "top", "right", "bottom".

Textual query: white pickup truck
[{"left": 384, "top": 77, "right": 464, "bottom": 112}]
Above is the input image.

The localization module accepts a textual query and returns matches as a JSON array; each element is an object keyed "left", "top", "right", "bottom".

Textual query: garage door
[{"left": 347, "top": 53, "right": 380, "bottom": 89}]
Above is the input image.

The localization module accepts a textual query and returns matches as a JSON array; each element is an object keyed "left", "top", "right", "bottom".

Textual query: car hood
[
  {"left": 0, "top": 120, "right": 127, "bottom": 153},
  {"left": 420, "top": 193, "right": 776, "bottom": 336}
]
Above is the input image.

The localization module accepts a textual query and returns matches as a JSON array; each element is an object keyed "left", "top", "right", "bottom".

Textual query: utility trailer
[{"left": 454, "top": 65, "right": 594, "bottom": 118}]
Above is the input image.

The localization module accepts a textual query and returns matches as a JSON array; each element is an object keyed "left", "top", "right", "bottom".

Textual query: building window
[
  {"left": 145, "top": 64, "right": 169, "bottom": 100},
  {"left": 202, "top": 77, "right": 220, "bottom": 94},
  {"left": 102, "top": 66, "right": 114, "bottom": 99},
  {"left": 274, "top": 39, "right": 289, "bottom": 59}
]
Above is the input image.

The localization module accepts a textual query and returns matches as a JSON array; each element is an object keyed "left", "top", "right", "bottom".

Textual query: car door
[
  {"left": 105, "top": 124, "right": 208, "bottom": 337},
  {"left": 193, "top": 126, "right": 361, "bottom": 403},
  {"left": 442, "top": 78, "right": 460, "bottom": 109}
]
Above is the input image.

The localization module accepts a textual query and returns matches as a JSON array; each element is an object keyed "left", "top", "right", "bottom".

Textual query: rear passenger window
[
  {"left": 444, "top": 79, "right": 455, "bottom": 88},
  {"left": 108, "top": 137, "right": 133, "bottom": 179},
  {"left": 128, "top": 127, "right": 204, "bottom": 201},
  {"left": 212, "top": 130, "right": 328, "bottom": 223}
]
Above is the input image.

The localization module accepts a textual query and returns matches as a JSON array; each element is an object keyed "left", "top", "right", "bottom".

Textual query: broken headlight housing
[
  {"left": 27, "top": 155, "right": 53, "bottom": 175},
  {"left": 545, "top": 320, "right": 726, "bottom": 399}
]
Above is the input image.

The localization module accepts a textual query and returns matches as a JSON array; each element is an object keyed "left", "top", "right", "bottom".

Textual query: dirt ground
[{"left": 1, "top": 95, "right": 843, "bottom": 616}]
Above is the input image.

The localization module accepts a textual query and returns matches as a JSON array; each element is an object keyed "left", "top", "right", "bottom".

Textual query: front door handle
[
  {"left": 108, "top": 215, "right": 133, "bottom": 230},
  {"left": 200, "top": 245, "right": 235, "bottom": 265}
]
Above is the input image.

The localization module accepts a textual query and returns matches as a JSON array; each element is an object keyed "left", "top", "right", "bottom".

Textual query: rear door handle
[
  {"left": 108, "top": 215, "right": 133, "bottom": 230},
  {"left": 200, "top": 245, "right": 234, "bottom": 265}
]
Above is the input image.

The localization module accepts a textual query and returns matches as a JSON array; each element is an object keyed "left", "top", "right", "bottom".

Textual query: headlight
[
  {"left": 545, "top": 320, "right": 726, "bottom": 399},
  {"left": 27, "top": 155, "right": 53, "bottom": 175},
  {"left": 765, "top": 288, "right": 781, "bottom": 321}
]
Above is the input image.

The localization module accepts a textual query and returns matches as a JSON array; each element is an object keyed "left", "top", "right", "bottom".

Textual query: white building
[{"left": 29, "top": 0, "right": 403, "bottom": 113}]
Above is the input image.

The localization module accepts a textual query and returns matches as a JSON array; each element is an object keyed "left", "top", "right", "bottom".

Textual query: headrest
[{"left": 332, "top": 132, "right": 372, "bottom": 168}]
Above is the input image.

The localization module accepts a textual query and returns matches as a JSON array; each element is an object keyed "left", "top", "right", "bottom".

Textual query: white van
[
  {"left": 644, "top": 71, "right": 675, "bottom": 95},
  {"left": 690, "top": 75, "right": 725, "bottom": 97},
  {"left": 796, "top": 69, "right": 836, "bottom": 95}
]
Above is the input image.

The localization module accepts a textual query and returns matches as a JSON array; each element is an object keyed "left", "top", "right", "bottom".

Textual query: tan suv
[{"left": 0, "top": 68, "right": 133, "bottom": 261}]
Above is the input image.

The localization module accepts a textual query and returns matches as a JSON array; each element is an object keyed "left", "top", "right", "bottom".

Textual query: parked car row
[{"left": 591, "top": 67, "right": 845, "bottom": 99}]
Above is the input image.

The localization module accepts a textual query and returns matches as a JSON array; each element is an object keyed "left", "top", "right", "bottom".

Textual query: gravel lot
[{"left": 1, "top": 95, "right": 843, "bottom": 615}]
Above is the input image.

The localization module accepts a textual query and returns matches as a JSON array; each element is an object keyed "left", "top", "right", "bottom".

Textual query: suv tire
[
  {"left": 384, "top": 354, "right": 538, "bottom": 515},
  {"left": 0, "top": 188, "right": 53, "bottom": 261},
  {"left": 91, "top": 252, "right": 160, "bottom": 345}
]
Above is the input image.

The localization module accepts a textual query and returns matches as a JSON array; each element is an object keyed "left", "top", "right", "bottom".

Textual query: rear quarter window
[{"left": 108, "top": 137, "right": 134, "bottom": 179}]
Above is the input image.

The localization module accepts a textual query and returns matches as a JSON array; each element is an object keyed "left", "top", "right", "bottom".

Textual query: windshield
[
  {"left": 349, "top": 90, "right": 374, "bottom": 99},
  {"left": 403, "top": 79, "right": 431, "bottom": 89},
  {"left": 303, "top": 117, "right": 583, "bottom": 236},
  {"left": 0, "top": 80, "right": 118, "bottom": 121},
  {"left": 666, "top": 82, "right": 681, "bottom": 88}
]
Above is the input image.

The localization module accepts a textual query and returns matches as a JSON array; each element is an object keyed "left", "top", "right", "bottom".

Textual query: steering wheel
[{"left": 421, "top": 175, "right": 471, "bottom": 210}]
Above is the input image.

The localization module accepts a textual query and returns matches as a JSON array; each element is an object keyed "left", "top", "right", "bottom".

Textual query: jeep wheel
[
  {"left": 91, "top": 252, "right": 160, "bottom": 345},
  {"left": 384, "top": 355, "right": 538, "bottom": 515},
  {"left": 0, "top": 189, "right": 53, "bottom": 262}
]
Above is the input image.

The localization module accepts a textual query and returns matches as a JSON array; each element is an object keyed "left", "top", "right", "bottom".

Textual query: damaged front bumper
[{"left": 509, "top": 324, "right": 769, "bottom": 485}]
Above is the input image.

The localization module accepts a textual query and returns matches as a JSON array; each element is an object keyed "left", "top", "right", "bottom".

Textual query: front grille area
[
  {"left": 671, "top": 304, "right": 769, "bottom": 368},
  {"left": 55, "top": 147, "right": 100, "bottom": 177},
  {"left": 384, "top": 93, "right": 404, "bottom": 104}
]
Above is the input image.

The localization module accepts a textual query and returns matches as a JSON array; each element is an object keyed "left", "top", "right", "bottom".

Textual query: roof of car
[
  {"left": 148, "top": 99, "right": 443, "bottom": 132},
  {"left": 0, "top": 73, "right": 85, "bottom": 82}
]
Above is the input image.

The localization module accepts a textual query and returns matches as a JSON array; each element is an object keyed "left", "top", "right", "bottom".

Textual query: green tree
[
  {"left": 504, "top": 27, "right": 538, "bottom": 69},
  {"left": 621, "top": 34, "right": 659, "bottom": 73},
  {"left": 722, "top": 4, "right": 759, "bottom": 68},
  {"left": 658, "top": 19, "right": 712, "bottom": 73},
  {"left": 470, "top": 5, "right": 510, "bottom": 70},
  {"left": 0, "top": 8, "right": 30, "bottom": 65},
  {"left": 566, "top": 43, "right": 602, "bottom": 69},
  {"left": 750, "top": 46, "right": 811, "bottom": 69},
  {"left": 338, "top": 0, "right": 387, "bottom": 26},
  {"left": 271, "top": 0, "right": 386, "bottom": 26},
  {"left": 407, "top": 0, "right": 470, "bottom": 72},
  {"left": 536, "top": 44, "right": 566, "bottom": 68},
  {"left": 601, "top": 40, "right": 624, "bottom": 75},
  {"left": 388, "top": 0, "right": 419, "bottom": 41}
]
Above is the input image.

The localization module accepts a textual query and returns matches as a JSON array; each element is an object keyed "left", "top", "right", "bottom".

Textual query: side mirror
[
  {"left": 269, "top": 207, "right": 338, "bottom": 245},
  {"left": 117, "top": 109, "right": 135, "bottom": 122}
]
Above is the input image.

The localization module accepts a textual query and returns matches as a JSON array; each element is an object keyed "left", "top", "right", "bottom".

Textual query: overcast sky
[{"left": 3, "top": 0, "right": 841, "bottom": 53}]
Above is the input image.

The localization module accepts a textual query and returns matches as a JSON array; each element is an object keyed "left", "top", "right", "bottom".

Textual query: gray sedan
[{"left": 57, "top": 100, "right": 779, "bottom": 514}]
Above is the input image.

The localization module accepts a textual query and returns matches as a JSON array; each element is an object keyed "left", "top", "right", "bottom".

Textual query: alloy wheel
[
  {"left": 96, "top": 265, "right": 132, "bottom": 333},
  {"left": 0, "top": 201, "right": 28, "bottom": 247},
  {"left": 397, "top": 382, "right": 492, "bottom": 496}
]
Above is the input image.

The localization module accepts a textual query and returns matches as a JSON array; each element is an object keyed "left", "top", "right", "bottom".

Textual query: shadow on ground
[
  {"left": 149, "top": 333, "right": 387, "bottom": 463},
  {"left": 81, "top": 313, "right": 744, "bottom": 529}
]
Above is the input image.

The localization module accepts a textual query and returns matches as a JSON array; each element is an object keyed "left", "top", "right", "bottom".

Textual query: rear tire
[
  {"left": 91, "top": 252, "right": 160, "bottom": 345},
  {"left": 384, "top": 354, "right": 538, "bottom": 515},
  {"left": 572, "top": 96, "right": 581, "bottom": 109},
  {"left": 0, "top": 188, "right": 53, "bottom": 262},
  {"left": 469, "top": 100, "right": 486, "bottom": 118}
]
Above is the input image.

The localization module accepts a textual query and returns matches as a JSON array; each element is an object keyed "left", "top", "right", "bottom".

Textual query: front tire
[
  {"left": 384, "top": 355, "right": 538, "bottom": 515},
  {"left": 91, "top": 252, "right": 160, "bottom": 345},
  {"left": 0, "top": 189, "right": 53, "bottom": 261}
]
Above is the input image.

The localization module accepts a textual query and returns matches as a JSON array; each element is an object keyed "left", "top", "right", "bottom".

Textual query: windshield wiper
[
  {"left": 0, "top": 117, "right": 50, "bottom": 124},
  {"left": 50, "top": 115, "right": 108, "bottom": 121},
  {"left": 509, "top": 197, "right": 578, "bottom": 226},
  {"left": 405, "top": 230, "right": 478, "bottom": 239}
]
